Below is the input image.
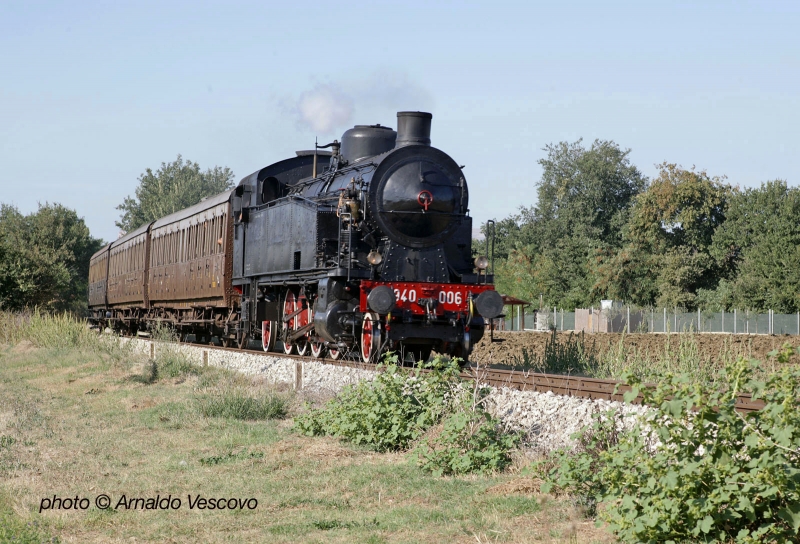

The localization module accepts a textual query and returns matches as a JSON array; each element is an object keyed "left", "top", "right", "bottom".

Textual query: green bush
[
  {"left": 294, "top": 356, "right": 461, "bottom": 452},
  {"left": 413, "top": 388, "right": 521, "bottom": 476},
  {"left": 295, "top": 355, "right": 522, "bottom": 475},
  {"left": 538, "top": 344, "right": 800, "bottom": 543}
]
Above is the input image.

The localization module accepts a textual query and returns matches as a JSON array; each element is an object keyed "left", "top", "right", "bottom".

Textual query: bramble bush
[
  {"left": 413, "top": 383, "right": 521, "bottom": 476},
  {"left": 294, "top": 355, "right": 520, "bottom": 474},
  {"left": 538, "top": 343, "right": 800, "bottom": 543},
  {"left": 294, "top": 355, "right": 461, "bottom": 452}
]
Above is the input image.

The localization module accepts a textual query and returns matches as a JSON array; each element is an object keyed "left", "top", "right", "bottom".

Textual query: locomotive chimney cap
[{"left": 396, "top": 111, "right": 432, "bottom": 147}]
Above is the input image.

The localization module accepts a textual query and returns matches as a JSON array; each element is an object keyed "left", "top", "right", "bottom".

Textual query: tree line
[
  {"left": 484, "top": 139, "right": 800, "bottom": 313},
  {"left": 0, "top": 157, "right": 233, "bottom": 312},
  {"left": 3, "top": 146, "right": 796, "bottom": 314}
]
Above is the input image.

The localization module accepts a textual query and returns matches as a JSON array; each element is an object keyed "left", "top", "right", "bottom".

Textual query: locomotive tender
[{"left": 88, "top": 112, "right": 503, "bottom": 362}]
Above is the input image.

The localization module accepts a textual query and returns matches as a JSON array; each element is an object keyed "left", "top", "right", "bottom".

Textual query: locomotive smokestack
[{"left": 395, "top": 111, "right": 432, "bottom": 147}]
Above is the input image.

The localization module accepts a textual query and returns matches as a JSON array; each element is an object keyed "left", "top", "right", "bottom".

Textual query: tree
[
  {"left": 710, "top": 180, "right": 800, "bottom": 312},
  {"left": 116, "top": 155, "right": 235, "bottom": 233},
  {"left": 495, "top": 139, "right": 646, "bottom": 308},
  {"left": 532, "top": 140, "right": 646, "bottom": 248},
  {"left": 0, "top": 203, "right": 104, "bottom": 312},
  {"left": 598, "top": 163, "right": 731, "bottom": 309}
]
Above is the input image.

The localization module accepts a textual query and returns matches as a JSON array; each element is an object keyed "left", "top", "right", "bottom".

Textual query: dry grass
[{"left": 0, "top": 339, "right": 616, "bottom": 543}]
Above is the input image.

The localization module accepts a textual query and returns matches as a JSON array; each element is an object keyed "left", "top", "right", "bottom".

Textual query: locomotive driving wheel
[
  {"left": 282, "top": 290, "right": 296, "bottom": 355},
  {"left": 294, "top": 289, "right": 310, "bottom": 357},
  {"left": 261, "top": 320, "right": 276, "bottom": 352},
  {"left": 328, "top": 346, "right": 342, "bottom": 360},
  {"left": 308, "top": 301, "right": 324, "bottom": 358},
  {"left": 360, "top": 312, "right": 382, "bottom": 363}
]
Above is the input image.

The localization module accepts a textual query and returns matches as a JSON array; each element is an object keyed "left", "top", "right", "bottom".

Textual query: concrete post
[{"left": 294, "top": 361, "right": 303, "bottom": 390}]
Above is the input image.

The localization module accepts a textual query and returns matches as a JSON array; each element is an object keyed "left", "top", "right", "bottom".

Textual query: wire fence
[{"left": 498, "top": 307, "right": 800, "bottom": 335}]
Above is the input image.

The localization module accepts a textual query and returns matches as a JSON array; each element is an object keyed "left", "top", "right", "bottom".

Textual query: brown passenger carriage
[{"left": 88, "top": 189, "right": 236, "bottom": 342}]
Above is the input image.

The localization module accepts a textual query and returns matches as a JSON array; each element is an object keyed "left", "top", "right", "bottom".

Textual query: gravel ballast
[{"left": 123, "top": 337, "right": 646, "bottom": 452}]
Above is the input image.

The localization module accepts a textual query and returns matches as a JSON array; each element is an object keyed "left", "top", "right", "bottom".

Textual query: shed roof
[{"left": 500, "top": 295, "right": 530, "bottom": 306}]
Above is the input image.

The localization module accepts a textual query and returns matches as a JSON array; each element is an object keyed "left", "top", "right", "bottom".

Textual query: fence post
[
  {"left": 664, "top": 308, "right": 667, "bottom": 333},
  {"left": 746, "top": 309, "right": 749, "bottom": 334},
  {"left": 698, "top": 308, "right": 701, "bottom": 332},
  {"left": 626, "top": 306, "right": 629, "bottom": 333}
]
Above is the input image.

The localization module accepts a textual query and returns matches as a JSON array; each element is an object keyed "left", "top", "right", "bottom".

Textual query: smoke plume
[{"left": 296, "top": 83, "right": 354, "bottom": 134}]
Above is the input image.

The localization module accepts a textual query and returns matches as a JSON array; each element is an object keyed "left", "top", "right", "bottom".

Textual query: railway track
[{"left": 148, "top": 336, "right": 766, "bottom": 414}]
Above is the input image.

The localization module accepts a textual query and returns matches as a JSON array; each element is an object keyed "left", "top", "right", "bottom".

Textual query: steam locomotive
[{"left": 88, "top": 111, "right": 503, "bottom": 362}]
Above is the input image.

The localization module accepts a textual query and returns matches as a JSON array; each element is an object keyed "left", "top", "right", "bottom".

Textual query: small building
[
  {"left": 574, "top": 301, "right": 643, "bottom": 333},
  {"left": 494, "top": 295, "right": 531, "bottom": 331}
]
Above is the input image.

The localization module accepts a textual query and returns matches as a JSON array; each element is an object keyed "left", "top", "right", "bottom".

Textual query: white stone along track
[{"left": 120, "top": 336, "right": 653, "bottom": 453}]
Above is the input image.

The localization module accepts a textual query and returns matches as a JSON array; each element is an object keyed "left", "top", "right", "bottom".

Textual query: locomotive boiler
[{"left": 88, "top": 111, "right": 503, "bottom": 362}]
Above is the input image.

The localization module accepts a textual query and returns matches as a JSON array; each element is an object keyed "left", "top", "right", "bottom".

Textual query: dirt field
[{"left": 470, "top": 330, "right": 792, "bottom": 369}]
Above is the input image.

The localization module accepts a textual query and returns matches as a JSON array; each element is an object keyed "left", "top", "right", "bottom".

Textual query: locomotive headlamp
[
  {"left": 367, "top": 250, "right": 383, "bottom": 266},
  {"left": 474, "top": 255, "right": 489, "bottom": 270}
]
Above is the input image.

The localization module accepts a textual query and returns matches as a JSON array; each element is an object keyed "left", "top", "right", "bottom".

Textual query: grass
[
  {"left": 507, "top": 329, "right": 791, "bottom": 385},
  {"left": 509, "top": 331, "right": 598, "bottom": 375},
  {"left": 0, "top": 317, "right": 612, "bottom": 543}
]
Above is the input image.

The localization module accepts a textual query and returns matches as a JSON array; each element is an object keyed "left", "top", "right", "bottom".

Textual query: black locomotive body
[
  {"left": 87, "top": 111, "right": 503, "bottom": 362},
  {"left": 233, "top": 111, "right": 502, "bottom": 361}
]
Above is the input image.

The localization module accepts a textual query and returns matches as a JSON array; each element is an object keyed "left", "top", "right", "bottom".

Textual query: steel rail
[{"left": 148, "top": 336, "right": 766, "bottom": 414}]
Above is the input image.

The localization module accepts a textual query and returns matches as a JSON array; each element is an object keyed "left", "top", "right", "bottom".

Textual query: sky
[{"left": 1, "top": 0, "right": 799, "bottom": 243}]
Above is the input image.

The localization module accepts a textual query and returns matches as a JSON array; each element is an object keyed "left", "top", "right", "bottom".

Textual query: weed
[
  {"left": 311, "top": 518, "right": 379, "bottom": 530},
  {"left": 511, "top": 330, "right": 598, "bottom": 374},
  {"left": 414, "top": 383, "right": 521, "bottom": 476},
  {"left": 197, "top": 389, "right": 289, "bottom": 420},
  {"left": 537, "top": 344, "right": 800, "bottom": 543},
  {"left": 129, "top": 359, "right": 159, "bottom": 384},
  {"left": 294, "top": 355, "right": 462, "bottom": 452},
  {"left": 199, "top": 450, "right": 265, "bottom": 466},
  {"left": 158, "top": 350, "right": 199, "bottom": 378}
]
